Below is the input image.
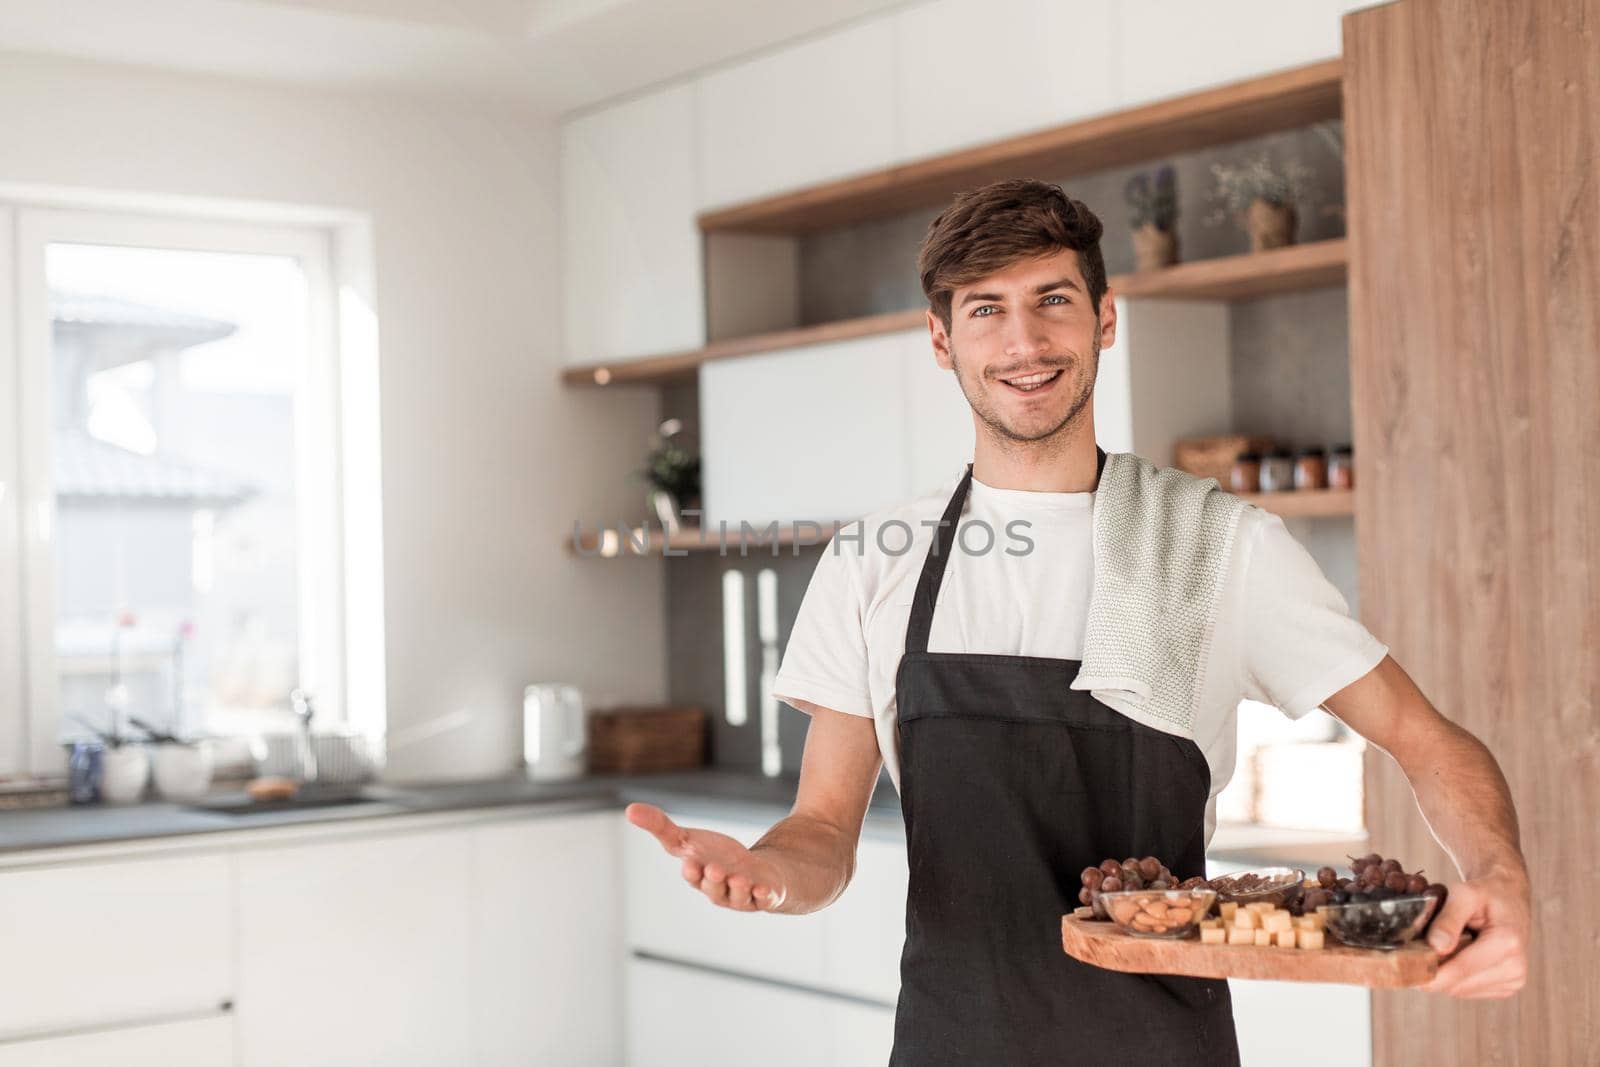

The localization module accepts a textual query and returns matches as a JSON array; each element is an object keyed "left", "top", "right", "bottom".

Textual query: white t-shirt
[{"left": 771, "top": 466, "right": 1390, "bottom": 844}]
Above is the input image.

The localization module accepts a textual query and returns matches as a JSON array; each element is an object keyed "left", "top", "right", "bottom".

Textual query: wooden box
[
  {"left": 587, "top": 705, "right": 707, "bottom": 774},
  {"left": 1174, "top": 434, "right": 1275, "bottom": 484}
]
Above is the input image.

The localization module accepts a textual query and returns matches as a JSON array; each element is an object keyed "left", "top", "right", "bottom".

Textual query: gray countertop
[{"left": 0, "top": 768, "right": 906, "bottom": 858}]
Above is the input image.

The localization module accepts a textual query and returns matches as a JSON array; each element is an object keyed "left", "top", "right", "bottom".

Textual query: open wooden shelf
[
  {"left": 570, "top": 489, "right": 1354, "bottom": 556},
  {"left": 1235, "top": 488, "right": 1355, "bottom": 519},
  {"left": 563, "top": 240, "right": 1347, "bottom": 388},
  {"left": 698, "top": 60, "right": 1342, "bottom": 235}
]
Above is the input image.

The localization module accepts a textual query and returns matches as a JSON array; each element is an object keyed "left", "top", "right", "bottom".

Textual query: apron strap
[{"left": 903, "top": 447, "right": 1108, "bottom": 657}]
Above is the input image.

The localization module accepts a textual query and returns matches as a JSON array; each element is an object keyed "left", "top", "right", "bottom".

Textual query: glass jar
[
  {"left": 1327, "top": 445, "right": 1354, "bottom": 489},
  {"left": 1293, "top": 448, "right": 1328, "bottom": 490},
  {"left": 1259, "top": 448, "right": 1295, "bottom": 493},
  {"left": 1230, "top": 451, "right": 1262, "bottom": 493}
]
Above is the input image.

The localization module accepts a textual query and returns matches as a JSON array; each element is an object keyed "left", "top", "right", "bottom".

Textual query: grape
[
  {"left": 1123, "top": 872, "right": 1145, "bottom": 891},
  {"left": 1404, "top": 874, "right": 1428, "bottom": 895},
  {"left": 1100, "top": 860, "right": 1121, "bottom": 877},
  {"left": 1122, "top": 857, "right": 1139, "bottom": 869},
  {"left": 1361, "top": 853, "right": 1383, "bottom": 868},
  {"left": 1101, "top": 876, "right": 1122, "bottom": 893},
  {"left": 1138, "top": 857, "right": 1162, "bottom": 881},
  {"left": 1317, "top": 867, "right": 1338, "bottom": 889},
  {"left": 1149, "top": 878, "right": 1171, "bottom": 891},
  {"left": 1079, "top": 887, "right": 1094, "bottom": 905},
  {"left": 1381, "top": 858, "right": 1403, "bottom": 876},
  {"left": 1384, "top": 871, "right": 1410, "bottom": 892}
]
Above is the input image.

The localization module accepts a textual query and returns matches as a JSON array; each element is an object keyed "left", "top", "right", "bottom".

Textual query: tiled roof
[{"left": 55, "top": 433, "right": 257, "bottom": 507}]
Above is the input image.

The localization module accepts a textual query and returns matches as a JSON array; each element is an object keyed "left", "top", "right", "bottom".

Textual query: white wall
[{"left": 0, "top": 52, "right": 667, "bottom": 780}]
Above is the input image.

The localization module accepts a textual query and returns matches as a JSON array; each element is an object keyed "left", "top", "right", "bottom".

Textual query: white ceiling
[{"left": 0, "top": 0, "right": 912, "bottom": 118}]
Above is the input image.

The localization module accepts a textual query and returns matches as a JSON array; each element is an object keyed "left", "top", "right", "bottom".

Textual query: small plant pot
[
  {"left": 1131, "top": 223, "right": 1179, "bottom": 271},
  {"left": 100, "top": 745, "right": 150, "bottom": 804},
  {"left": 151, "top": 742, "right": 213, "bottom": 802},
  {"left": 1244, "top": 198, "right": 1297, "bottom": 251}
]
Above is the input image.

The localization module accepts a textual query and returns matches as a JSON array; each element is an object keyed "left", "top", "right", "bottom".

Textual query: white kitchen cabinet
[
  {"left": 0, "top": 853, "right": 232, "bottom": 1041},
  {"left": 235, "top": 828, "right": 473, "bottom": 1067},
  {"left": 895, "top": 0, "right": 1117, "bottom": 162},
  {"left": 469, "top": 812, "right": 623, "bottom": 1067},
  {"left": 1093, "top": 297, "right": 1232, "bottom": 468},
  {"left": 623, "top": 811, "right": 828, "bottom": 986},
  {"left": 700, "top": 327, "right": 972, "bottom": 528},
  {"left": 695, "top": 15, "right": 897, "bottom": 211},
  {"left": 820, "top": 832, "right": 908, "bottom": 1003},
  {"left": 1111, "top": 0, "right": 1352, "bottom": 108},
  {"left": 562, "top": 81, "right": 704, "bottom": 366},
  {"left": 0, "top": 1013, "right": 234, "bottom": 1067},
  {"left": 627, "top": 957, "right": 894, "bottom": 1067}
]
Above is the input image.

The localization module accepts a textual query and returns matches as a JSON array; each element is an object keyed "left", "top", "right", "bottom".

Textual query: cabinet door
[
  {"left": 1113, "top": 0, "right": 1350, "bottom": 108},
  {"left": 562, "top": 82, "right": 704, "bottom": 365},
  {"left": 623, "top": 811, "right": 827, "bottom": 987},
  {"left": 700, "top": 331, "right": 914, "bottom": 528},
  {"left": 696, "top": 15, "right": 896, "bottom": 210},
  {"left": 820, "top": 833, "right": 907, "bottom": 1004},
  {"left": 901, "top": 330, "right": 973, "bottom": 499},
  {"left": 469, "top": 813, "right": 622, "bottom": 1067},
  {"left": 627, "top": 957, "right": 891, "bottom": 1067},
  {"left": 235, "top": 829, "right": 472, "bottom": 1067},
  {"left": 895, "top": 0, "right": 1117, "bottom": 161},
  {"left": 0, "top": 854, "right": 231, "bottom": 1040},
  {"left": 0, "top": 1014, "right": 233, "bottom": 1067}
]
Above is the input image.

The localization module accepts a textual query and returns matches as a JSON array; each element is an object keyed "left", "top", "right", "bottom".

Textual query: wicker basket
[
  {"left": 587, "top": 706, "right": 707, "bottom": 775},
  {"left": 1173, "top": 434, "right": 1275, "bottom": 484}
]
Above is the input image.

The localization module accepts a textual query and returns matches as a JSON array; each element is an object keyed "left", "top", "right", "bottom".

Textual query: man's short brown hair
[{"left": 917, "top": 179, "right": 1108, "bottom": 332}]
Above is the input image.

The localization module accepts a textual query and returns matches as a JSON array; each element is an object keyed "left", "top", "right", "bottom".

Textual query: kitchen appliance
[{"left": 523, "top": 683, "right": 587, "bottom": 781}]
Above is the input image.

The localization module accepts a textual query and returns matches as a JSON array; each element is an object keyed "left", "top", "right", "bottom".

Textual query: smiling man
[{"left": 626, "top": 179, "right": 1530, "bottom": 1063}]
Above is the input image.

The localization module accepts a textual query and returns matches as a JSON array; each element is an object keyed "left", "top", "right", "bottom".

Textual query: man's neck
[{"left": 970, "top": 424, "right": 1101, "bottom": 494}]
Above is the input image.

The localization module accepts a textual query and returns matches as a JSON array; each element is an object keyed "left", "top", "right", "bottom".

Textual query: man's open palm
[{"left": 625, "top": 802, "right": 789, "bottom": 912}]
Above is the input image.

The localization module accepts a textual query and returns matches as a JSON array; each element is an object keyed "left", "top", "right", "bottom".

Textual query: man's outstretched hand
[{"left": 625, "top": 802, "right": 791, "bottom": 913}]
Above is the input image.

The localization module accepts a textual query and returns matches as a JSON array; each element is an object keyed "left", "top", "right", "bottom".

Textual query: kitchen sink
[{"left": 187, "top": 784, "right": 401, "bottom": 816}]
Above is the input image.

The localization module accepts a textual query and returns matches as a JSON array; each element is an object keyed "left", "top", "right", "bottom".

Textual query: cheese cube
[
  {"left": 1253, "top": 929, "right": 1272, "bottom": 947},
  {"left": 1246, "top": 902, "right": 1277, "bottom": 915},
  {"left": 1275, "top": 929, "right": 1298, "bottom": 948},
  {"left": 1298, "top": 930, "right": 1326, "bottom": 950},
  {"left": 1199, "top": 918, "right": 1223, "bottom": 931},
  {"left": 1219, "top": 902, "right": 1239, "bottom": 922},
  {"left": 1201, "top": 926, "right": 1227, "bottom": 945},
  {"left": 1227, "top": 927, "right": 1255, "bottom": 946},
  {"left": 1232, "top": 909, "right": 1259, "bottom": 930},
  {"left": 1263, "top": 911, "right": 1293, "bottom": 934}
]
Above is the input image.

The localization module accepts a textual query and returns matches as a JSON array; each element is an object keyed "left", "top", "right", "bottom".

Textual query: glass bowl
[
  {"left": 1207, "top": 866, "right": 1306, "bottom": 909},
  {"left": 1100, "top": 888, "right": 1218, "bottom": 939},
  {"left": 1317, "top": 893, "right": 1441, "bottom": 950}
]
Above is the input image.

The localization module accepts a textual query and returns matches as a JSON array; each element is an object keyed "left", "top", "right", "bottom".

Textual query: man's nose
[{"left": 1002, "top": 308, "right": 1052, "bottom": 360}]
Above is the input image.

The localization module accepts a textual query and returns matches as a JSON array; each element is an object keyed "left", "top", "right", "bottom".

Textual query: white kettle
[{"left": 523, "top": 683, "right": 588, "bottom": 781}]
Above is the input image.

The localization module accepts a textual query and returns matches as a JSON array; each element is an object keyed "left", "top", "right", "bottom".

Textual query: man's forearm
[
  {"left": 749, "top": 812, "right": 857, "bottom": 915},
  {"left": 1399, "top": 716, "right": 1526, "bottom": 884}
]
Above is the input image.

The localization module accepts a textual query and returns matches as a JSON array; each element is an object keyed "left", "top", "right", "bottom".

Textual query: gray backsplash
[{"left": 665, "top": 123, "right": 1355, "bottom": 776}]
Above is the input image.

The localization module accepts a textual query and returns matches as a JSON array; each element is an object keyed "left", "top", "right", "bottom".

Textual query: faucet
[{"left": 289, "top": 688, "right": 318, "bottom": 786}]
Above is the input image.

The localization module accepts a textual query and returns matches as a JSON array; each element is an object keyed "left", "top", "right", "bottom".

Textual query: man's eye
[
  {"left": 972, "top": 305, "right": 998, "bottom": 317},
  {"left": 1043, "top": 294, "right": 1068, "bottom": 305}
]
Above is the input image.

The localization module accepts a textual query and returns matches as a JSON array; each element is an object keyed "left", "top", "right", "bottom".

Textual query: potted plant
[
  {"left": 1124, "top": 164, "right": 1179, "bottom": 270},
  {"left": 1205, "top": 154, "right": 1317, "bottom": 251},
  {"left": 635, "top": 418, "right": 701, "bottom": 534}
]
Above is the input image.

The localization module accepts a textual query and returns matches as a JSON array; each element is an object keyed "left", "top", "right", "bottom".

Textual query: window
[{"left": 0, "top": 203, "right": 384, "bottom": 778}]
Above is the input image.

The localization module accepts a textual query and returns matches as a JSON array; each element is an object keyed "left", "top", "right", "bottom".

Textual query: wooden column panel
[{"left": 1344, "top": 1, "right": 1599, "bottom": 1064}]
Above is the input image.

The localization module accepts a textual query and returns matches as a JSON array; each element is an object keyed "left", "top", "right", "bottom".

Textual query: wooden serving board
[{"left": 1061, "top": 915, "right": 1438, "bottom": 988}]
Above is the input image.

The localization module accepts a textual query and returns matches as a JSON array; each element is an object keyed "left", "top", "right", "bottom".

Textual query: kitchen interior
[{"left": 0, "top": 1, "right": 1591, "bottom": 1065}]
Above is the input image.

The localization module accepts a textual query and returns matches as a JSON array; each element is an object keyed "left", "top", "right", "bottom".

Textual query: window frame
[{"left": 1, "top": 198, "right": 385, "bottom": 779}]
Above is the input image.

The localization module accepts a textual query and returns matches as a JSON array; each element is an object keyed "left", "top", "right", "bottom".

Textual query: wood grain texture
[
  {"left": 1345, "top": 0, "right": 1600, "bottom": 1063},
  {"left": 699, "top": 61, "right": 1342, "bottom": 235},
  {"left": 1061, "top": 917, "right": 1437, "bottom": 988}
]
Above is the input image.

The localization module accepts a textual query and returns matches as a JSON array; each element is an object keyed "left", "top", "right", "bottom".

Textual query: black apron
[{"left": 888, "top": 452, "right": 1240, "bottom": 1065}]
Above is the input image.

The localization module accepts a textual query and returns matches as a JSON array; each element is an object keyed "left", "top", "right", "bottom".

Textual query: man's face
[{"left": 928, "top": 248, "right": 1117, "bottom": 445}]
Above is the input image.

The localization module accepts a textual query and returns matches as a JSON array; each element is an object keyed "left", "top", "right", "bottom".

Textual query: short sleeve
[
  {"left": 771, "top": 538, "right": 874, "bottom": 719},
  {"left": 1237, "top": 513, "right": 1389, "bottom": 718}
]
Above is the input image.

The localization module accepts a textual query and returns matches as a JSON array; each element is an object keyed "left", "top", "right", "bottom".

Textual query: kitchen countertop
[{"left": 0, "top": 768, "right": 906, "bottom": 859}]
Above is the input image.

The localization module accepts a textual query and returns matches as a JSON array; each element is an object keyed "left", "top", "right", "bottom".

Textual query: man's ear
[
  {"left": 927, "top": 309, "right": 954, "bottom": 370},
  {"left": 1097, "top": 287, "right": 1118, "bottom": 350}
]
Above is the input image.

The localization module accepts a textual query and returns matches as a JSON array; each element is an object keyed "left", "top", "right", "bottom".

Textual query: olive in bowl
[
  {"left": 1317, "top": 893, "right": 1441, "bottom": 950},
  {"left": 1101, "top": 888, "right": 1218, "bottom": 939}
]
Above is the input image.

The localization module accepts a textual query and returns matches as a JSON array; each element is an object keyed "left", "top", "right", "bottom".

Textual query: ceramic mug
[{"left": 100, "top": 745, "right": 150, "bottom": 804}]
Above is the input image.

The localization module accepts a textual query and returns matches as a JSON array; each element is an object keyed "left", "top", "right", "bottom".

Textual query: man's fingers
[
  {"left": 681, "top": 858, "right": 703, "bottom": 885},
  {"left": 728, "top": 874, "right": 754, "bottom": 910},
  {"left": 700, "top": 870, "right": 730, "bottom": 905},
  {"left": 625, "top": 802, "right": 689, "bottom": 855},
  {"left": 1425, "top": 885, "right": 1483, "bottom": 956},
  {"left": 1423, "top": 932, "right": 1498, "bottom": 995}
]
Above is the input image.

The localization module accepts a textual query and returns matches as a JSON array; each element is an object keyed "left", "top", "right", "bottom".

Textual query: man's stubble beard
[{"left": 950, "top": 324, "right": 1101, "bottom": 449}]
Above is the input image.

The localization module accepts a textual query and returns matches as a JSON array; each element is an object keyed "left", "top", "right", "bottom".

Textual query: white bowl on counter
[
  {"left": 100, "top": 745, "right": 150, "bottom": 804},
  {"left": 150, "top": 741, "right": 214, "bottom": 802}
]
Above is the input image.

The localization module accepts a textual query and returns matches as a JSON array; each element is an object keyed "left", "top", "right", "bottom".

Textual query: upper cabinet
[
  {"left": 561, "top": 82, "right": 704, "bottom": 366},
  {"left": 695, "top": 15, "right": 897, "bottom": 212},
  {"left": 895, "top": 0, "right": 1117, "bottom": 161},
  {"left": 1111, "top": 0, "right": 1349, "bottom": 108}
]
